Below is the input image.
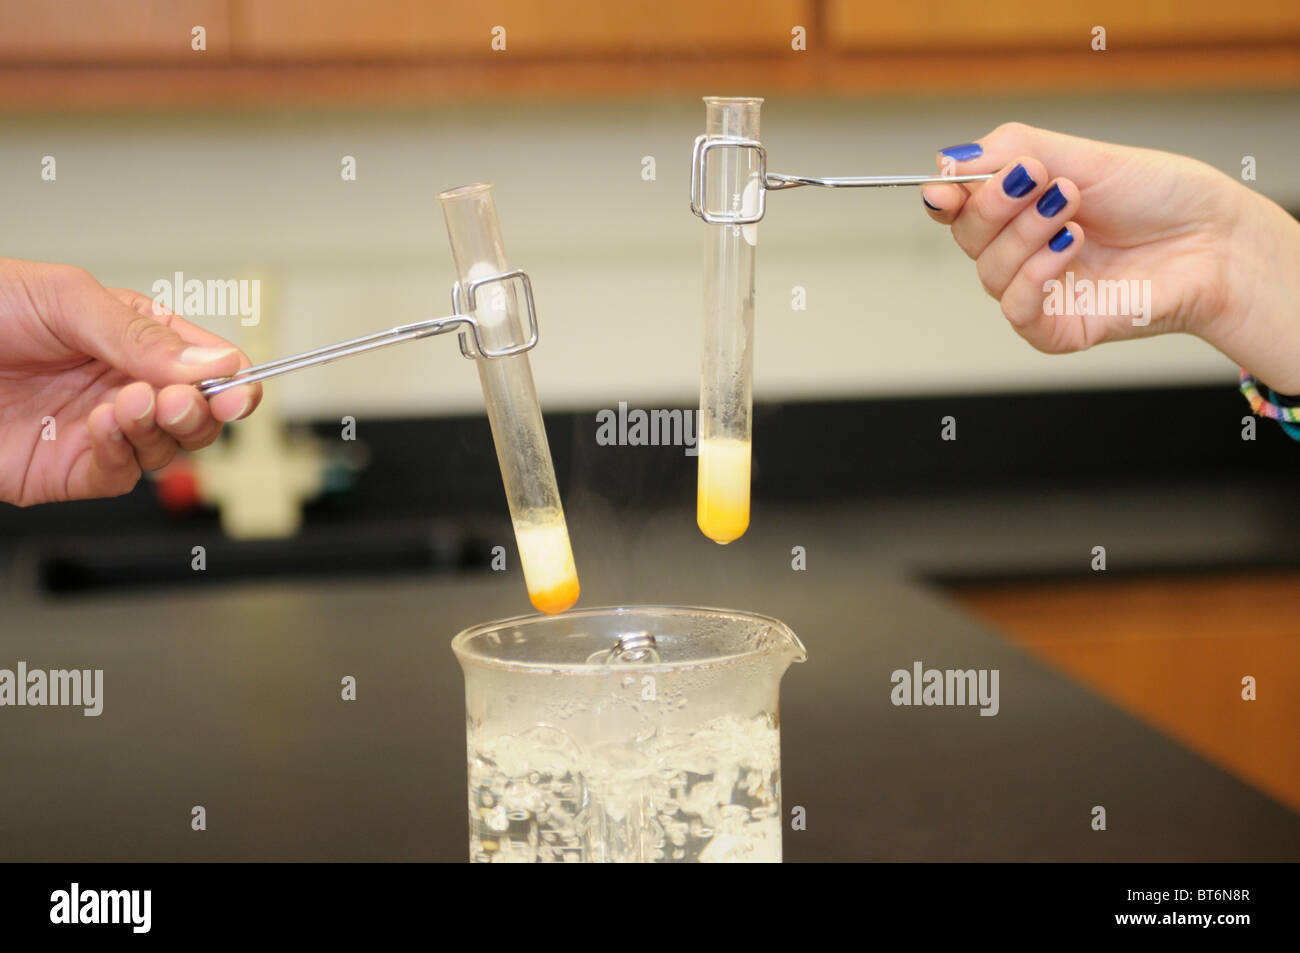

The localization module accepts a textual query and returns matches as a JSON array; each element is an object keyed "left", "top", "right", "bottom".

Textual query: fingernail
[
  {"left": 165, "top": 402, "right": 199, "bottom": 429},
  {"left": 108, "top": 426, "right": 124, "bottom": 442},
  {"left": 1003, "top": 164, "right": 1037, "bottom": 198},
  {"left": 132, "top": 391, "right": 155, "bottom": 422},
  {"left": 1036, "top": 183, "right": 1067, "bottom": 217},
  {"left": 231, "top": 393, "right": 253, "bottom": 421},
  {"left": 939, "top": 143, "right": 983, "bottom": 161},
  {"left": 922, "top": 194, "right": 941, "bottom": 211},
  {"left": 180, "top": 346, "right": 237, "bottom": 366},
  {"left": 1049, "top": 226, "right": 1074, "bottom": 252}
]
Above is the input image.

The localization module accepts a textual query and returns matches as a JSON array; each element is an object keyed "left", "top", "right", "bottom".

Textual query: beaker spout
[{"left": 777, "top": 627, "right": 808, "bottom": 667}]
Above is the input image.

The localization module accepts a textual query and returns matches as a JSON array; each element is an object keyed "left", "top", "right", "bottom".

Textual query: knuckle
[
  {"left": 121, "top": 314, "right": 173, "bottom": 353},
  {"left": 43, "top": 264, "right": 94, "bottom": 310},
  {"left": 1000, "top": 296, "right": 1024, "bottom": 327},
  {"left": 951, "top": 228, "right": 978, "bottom": 260},
  {"left": 994, "top": 121, "right": 1030, "bottom": 142},
  {"left": 178, "top": 422, "right": 220, "bottom": 451},
  {"left": 143, "top": 445, "right": 178, "bottom": 472},
  {"left": 108, "top": 466, "right": 142, "bottom": 499},
  {"left": 114, "top": 477, "right": 140, "bottom": 498},
  {"left": 977, "top": 259, "right": 1002, "bottom": 298},
  {"left": 51, "top": 264, "right": 93, "bottom": 289}
]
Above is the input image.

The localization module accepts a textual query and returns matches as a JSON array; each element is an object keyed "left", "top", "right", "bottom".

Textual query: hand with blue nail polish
[
  {"left": 919, "top": 122, "right": 1300, "bottom": 394},
  {"left": 0, "top": 258, "right": 262, "bottom": 505}
]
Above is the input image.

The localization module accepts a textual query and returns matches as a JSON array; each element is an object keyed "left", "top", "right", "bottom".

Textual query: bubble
[{"left": 468, "top": 712, "right": 783, "bottom": 862}]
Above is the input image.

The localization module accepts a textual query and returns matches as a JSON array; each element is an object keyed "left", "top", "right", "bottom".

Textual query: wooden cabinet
[
  {"left": 826, "top": 0, "right": 1300, "bottom": 50},
  {"left": 0, "top": 0, "right": 231, "bottom": 61},
  {"left": 0, "top": 0, "right": 1296, "bottom": 107},
  {"left": 235, "top": 0, "right": 807, "bottom": 58},
  {"left": 954, "top": 570, "right": 1300, "bottom": 814}
]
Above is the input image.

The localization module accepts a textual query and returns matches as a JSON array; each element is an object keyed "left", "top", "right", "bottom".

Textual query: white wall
[{"left": 3, "top": 91, "right": 1294, "bottom": 418}]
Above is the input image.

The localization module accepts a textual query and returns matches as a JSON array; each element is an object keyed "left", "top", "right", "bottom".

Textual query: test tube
[
  {"left": 697, "top": 96, "right": 762, "bottom": 544},
  {"left": 439, "top": 184, "right": 579, "bottom": 615}
]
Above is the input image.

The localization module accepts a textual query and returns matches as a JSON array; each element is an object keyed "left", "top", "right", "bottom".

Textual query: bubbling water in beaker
[{"left": 452, "top": 605, "right": 806, "bottom": 863}]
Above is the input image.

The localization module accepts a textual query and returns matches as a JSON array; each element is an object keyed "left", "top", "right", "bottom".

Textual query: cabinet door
[
  {"left": 825, "top": 0, "right": 1300, "bottom": 50},
  {"left": 233, "top": 0, "right": 810, "bottom": 58},
  {"left": 0, "top": 0, "right": 232, "bottom": 61}
]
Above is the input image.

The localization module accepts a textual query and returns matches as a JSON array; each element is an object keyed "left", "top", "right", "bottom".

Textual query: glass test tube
[
  {"left": 439, "top": 184, "right": 579, "bottom": 615},
  {"left": 697, "top": 97, "right": 762, "bottom": 544}
]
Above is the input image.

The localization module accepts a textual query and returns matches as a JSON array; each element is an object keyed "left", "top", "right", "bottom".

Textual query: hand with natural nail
[
  {"left": 921, "top": 123, "right": 1300, "bottom": 394},
  {"left": 0, "top": 258, "right": 262, "bottom": 505}
]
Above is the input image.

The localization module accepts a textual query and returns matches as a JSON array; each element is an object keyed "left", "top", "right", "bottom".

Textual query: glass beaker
[{"left": 452, "top": 605, "right": 806, "bottom": 863}]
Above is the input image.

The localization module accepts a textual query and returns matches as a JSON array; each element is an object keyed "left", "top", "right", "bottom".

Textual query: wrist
[{"left": 1201, "top": 188, "right": 1300, "bottom": 393}]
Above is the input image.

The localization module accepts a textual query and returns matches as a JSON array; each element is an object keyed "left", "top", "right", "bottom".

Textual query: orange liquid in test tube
[
  {"left": 514, "top": 516, "right": 580, "bottom": 614},
  {"left": 697, "top": 436, "right": 751, "bottom": 544}
]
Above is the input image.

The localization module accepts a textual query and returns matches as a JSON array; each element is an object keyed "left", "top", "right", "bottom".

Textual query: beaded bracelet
[{"left": 1240, "top": 368, "right": 1300, "bottom": 440}]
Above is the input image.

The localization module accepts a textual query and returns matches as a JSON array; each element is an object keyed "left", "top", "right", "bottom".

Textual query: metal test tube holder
[
  {"left": 690, "top": 135, "right": 994, "bottom": 224},
  {"left": 197, "top": 268, "right": 539, "bottom": 397}
]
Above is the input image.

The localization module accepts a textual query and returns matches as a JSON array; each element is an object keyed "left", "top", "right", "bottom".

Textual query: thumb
[
  {"left": 45, "top": 266, "right": 242, "bottom": 385},
  {"left": 937, "top": 121, "right": 1129, "bottom": 189}
]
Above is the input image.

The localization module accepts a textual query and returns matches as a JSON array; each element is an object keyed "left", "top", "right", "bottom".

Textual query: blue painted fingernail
[
  {"left": 1036, "top": 183, "right": 1066, "bottom": 217},
  {"left": 1003, "top": 164, "right": 1037, "bottom": 198},
  {"left": 922, "top": 196, "right": 941, "bottom": 211},
  {"left": 1049, "top": 226, "right": 1073, "bottom": 252},
  {"left": 939, "top": 143, "right": 983, "bottom": 161}
]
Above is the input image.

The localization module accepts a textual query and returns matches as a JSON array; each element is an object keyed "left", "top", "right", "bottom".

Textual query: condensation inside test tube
[
  {"left": 438, "top": 184, "right": 579, "bottom": 615},
  {"left": 697, "top": 97, "right": 762, "bottom": 545}
]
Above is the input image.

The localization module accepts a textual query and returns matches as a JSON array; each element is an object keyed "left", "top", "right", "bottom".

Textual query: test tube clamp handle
[
  {"left": 690, "top": 134, "right": 995, "bottom": 225},
  {"left": 196, "top": 268, "right": 539, "bottom": 397}
]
